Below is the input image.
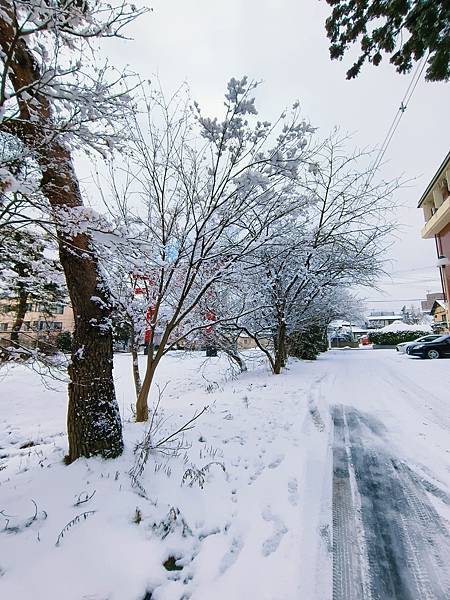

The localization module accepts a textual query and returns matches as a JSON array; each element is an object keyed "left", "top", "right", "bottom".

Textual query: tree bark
[
  {"left": 273, "top": 321, "right": 286, "bottom": 375},
  {"left": 10, "top": 285, "right": 28, "bottom": 344},
  {"left": 0, "top": 11, "right": 123, "bottom": 462},
  {"left": 226, "top": 346, "right": 248, "bottom": 372},
  {"left": 218, "top": 337, "right": 247, "bottom": 372},
  {"left": 130, "top": 327, "right": 142, "bottom": 398},
  {"left": 135, "top": 350, "right": 157, "bottom": 422},
  {"left": 136, "top": 338, "right": 165, "bottom": 422},
  {"left": 43, "top": 155, "right": 123, "bottom": 462}
]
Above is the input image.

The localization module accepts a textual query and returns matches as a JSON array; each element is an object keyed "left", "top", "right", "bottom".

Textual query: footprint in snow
[
  {"left": 219, "top": 536, "right": 243, "bottom": 574},
  {"left": 261, "top": 507, "right": 288, "bottom": 557},
  {"left": 288, "top": 478, "right": 299, "bottom": 506},
  {"left": 268, "top": 454, "right": 285, "bottom": 469},
  {"left": 248, "top": 462, "right": 265, "bottom": 485}
]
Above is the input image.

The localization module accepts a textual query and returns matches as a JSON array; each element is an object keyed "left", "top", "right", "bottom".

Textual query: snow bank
[
  {"left": 0, "top": 351, "right": 332, "bottom": 600},
  {"left": 379, "top": 320, "right": 431, "bottom": 333},
  {"left": 1, "top": 349, "right": 449, "bottom": 599}
]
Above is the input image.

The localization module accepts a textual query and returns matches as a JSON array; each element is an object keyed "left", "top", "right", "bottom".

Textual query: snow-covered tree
[
  {"left": 0, "top": 225, "right": 64, "bottom": 347},
  {"left": 0, "top": 0, "right": 147, "bottom": 462},
  {"left": 234, "top": 134, "right": 397, "bottom": 372},
  {"left": 98, "top": 79, "right": 315, "bottom": 420}
]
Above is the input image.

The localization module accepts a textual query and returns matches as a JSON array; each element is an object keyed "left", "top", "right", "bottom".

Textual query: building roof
[
  {"left": 366, "top": 314, "right": 403, "bottom": 321},
  {"left": 418, "top": 150, "right": 450, "bottom": 208},
  {"left": 430, "top": 299, "right": 448, "bottom": 314}
]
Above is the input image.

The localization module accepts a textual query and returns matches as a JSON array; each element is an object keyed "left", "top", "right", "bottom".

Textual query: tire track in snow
[
  {"left": 332, "top": 405, "right": 368, "bottom": 600},
  {"left": 332, "top": 404, "right": 450, "bottom": 600}
]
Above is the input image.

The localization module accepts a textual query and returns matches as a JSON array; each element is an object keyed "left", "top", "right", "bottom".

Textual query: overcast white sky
[{"left": 91, "top": 0, "right": 450, "bottom": 312}]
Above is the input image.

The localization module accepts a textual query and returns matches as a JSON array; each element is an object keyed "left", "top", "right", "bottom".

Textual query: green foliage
[
  {"left": 288, "top": 325, "right": 328, "bottom": 360},
  {"left": 112, "top": 320, "right": 132, "bottom": 352},
  {"left": 0, "top": 226, "right": 65, "bottom": 310},
  {"left": 56, "top": 331, "right": 73, "bottom": 353},
  {"left": 368, "top": 330, "right": 428, "bottom": 345},
  {"left": 325, "top": 0, "right": 450, "bottom": 81}
]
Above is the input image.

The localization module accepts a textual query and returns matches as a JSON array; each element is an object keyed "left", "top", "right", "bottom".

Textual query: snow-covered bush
[{"left": 368, "top": 331, "right": 430, "bottom": 345}]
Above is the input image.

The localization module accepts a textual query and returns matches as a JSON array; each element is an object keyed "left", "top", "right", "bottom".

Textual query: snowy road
[
  {"left": 326, "top": 351, "right": 450, "bottom": 600},
  {"left": 1, "top": 349, "right": 450, "bottom": 600}
]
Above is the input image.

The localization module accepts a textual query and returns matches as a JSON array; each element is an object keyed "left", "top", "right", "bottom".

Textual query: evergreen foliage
[
  {"left": 368, "top": 330, "right": 430, "bottom": 345},
  {"left": 56, "top": 331, "right": 73, "bottom": 353},
  {"left": 325, "top": 0, "right": 450, "bottom": 81},
  {"left": 288, "top": 325, "right": 328, "bottom": 360}
]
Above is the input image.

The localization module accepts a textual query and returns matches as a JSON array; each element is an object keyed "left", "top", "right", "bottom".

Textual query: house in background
[
  {"left": 328, "top": 321, "right": 369, "bottom": 347},
  {"left": 421, "top": 291, "right": 445, "bottom": 313},
  {"left": 365, "top": 311, "right": 404, "bottom": 329},
  {"left": 430, "top": 299, "right": 448, "bottom": 333},
  {"left": 418, "top": 151, "right": 450, "bottom": 331}
]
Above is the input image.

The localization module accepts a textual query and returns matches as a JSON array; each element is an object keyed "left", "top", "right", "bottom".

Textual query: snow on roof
[
  {"left": 434, "top": 299, "right": 448, "bottom": 310},
  {"left": 329, "top": 320, "right": 367, "bottom": 329},
  {"left": 366, "top": 314, "right": 403, "bottom": 321},
  {"left": 379, "top": 320, "right": 431, "bottom": 333},
  {"left": 328, "top": 320, "right": 350, "bottom": 327}
]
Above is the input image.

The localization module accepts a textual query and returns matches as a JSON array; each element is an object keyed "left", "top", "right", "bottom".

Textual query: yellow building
[
  {"left": 0, "top": 300, "right": 74, "bottom": 348},
  {"left": 430, "top": 299, "right": 448, "bottom": 332},
  {"left": 418, "top": 151, "right": 450, "bottom": 330}
]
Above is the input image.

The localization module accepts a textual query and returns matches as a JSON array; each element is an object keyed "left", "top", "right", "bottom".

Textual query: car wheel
[{"left": 427, "top": 349, "right": 440, "bottom": 359}]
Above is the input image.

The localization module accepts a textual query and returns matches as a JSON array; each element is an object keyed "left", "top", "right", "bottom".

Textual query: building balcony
[{"left": 422, "top": 196, "right": 450, "bottom": 239}]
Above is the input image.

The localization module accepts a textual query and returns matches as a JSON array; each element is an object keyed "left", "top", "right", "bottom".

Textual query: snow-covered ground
[{"left": 1, "top": 349, "right": 449, "bottom": 599}]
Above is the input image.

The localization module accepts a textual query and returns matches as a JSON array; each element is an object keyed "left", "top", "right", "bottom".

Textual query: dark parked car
[
  {"left": 397, "top": 334, "right": 440, "bottom": 354},
  {"left": 408, "top": 334, "right": 450, "bottom": 359}
]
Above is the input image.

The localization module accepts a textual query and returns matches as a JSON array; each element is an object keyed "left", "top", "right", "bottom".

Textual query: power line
[
  {"left": 363, "top": 298, "right": 427, "bottom": 302},
  {"left": 371, "top": 53, "right": 429, "bottom": 175},
  {"left": 388, "top": 265, "right": 437, "bottom": 274}
]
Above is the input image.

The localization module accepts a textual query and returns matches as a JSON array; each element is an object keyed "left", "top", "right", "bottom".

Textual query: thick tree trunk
[
  {"left": 10, "top": 286, "right": 28, "bottom": 344},
  {"left": 273, "top": 321, "right": 286, "bottom": 375},
  {"left": 0, "top": 11, "right": 123, "bottom": 462},
  {"left": 42, "top": 156, "right": 123, "bottom": 462}
]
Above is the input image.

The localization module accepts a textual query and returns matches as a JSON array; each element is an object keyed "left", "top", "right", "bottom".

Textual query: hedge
[{"left": 367, "top": 330, "right": 430, "bottom": 346}]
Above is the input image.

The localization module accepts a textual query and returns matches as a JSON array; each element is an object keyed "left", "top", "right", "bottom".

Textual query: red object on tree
[
  {"left": 144, "top": 306, "right": 153, "bottom": 344},
  {"left": 205, "top": 309, "right": 216, "bottom": 334}
]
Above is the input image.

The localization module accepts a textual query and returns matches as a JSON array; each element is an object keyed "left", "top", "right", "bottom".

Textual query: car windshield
[{"left": 428, "top": 335, "right": 450, "bottom": 343}]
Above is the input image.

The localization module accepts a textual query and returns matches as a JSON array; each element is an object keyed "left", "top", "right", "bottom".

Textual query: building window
[
  {"left": 34, "top": 321, "right": 63, "bottom": 331},
  {"left": 0, "top": 323, "right": 9, "bottom": 332},
  {"left": 52, "top": 305, "right": 65, "bottom": 314}
]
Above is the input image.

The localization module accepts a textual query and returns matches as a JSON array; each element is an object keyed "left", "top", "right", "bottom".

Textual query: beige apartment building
[
  {"left": 418, "top": 151, "right": 450, "bottom": 331},
  {"left": 0, "top": 300, "right": 74, "bottom": 348}
]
